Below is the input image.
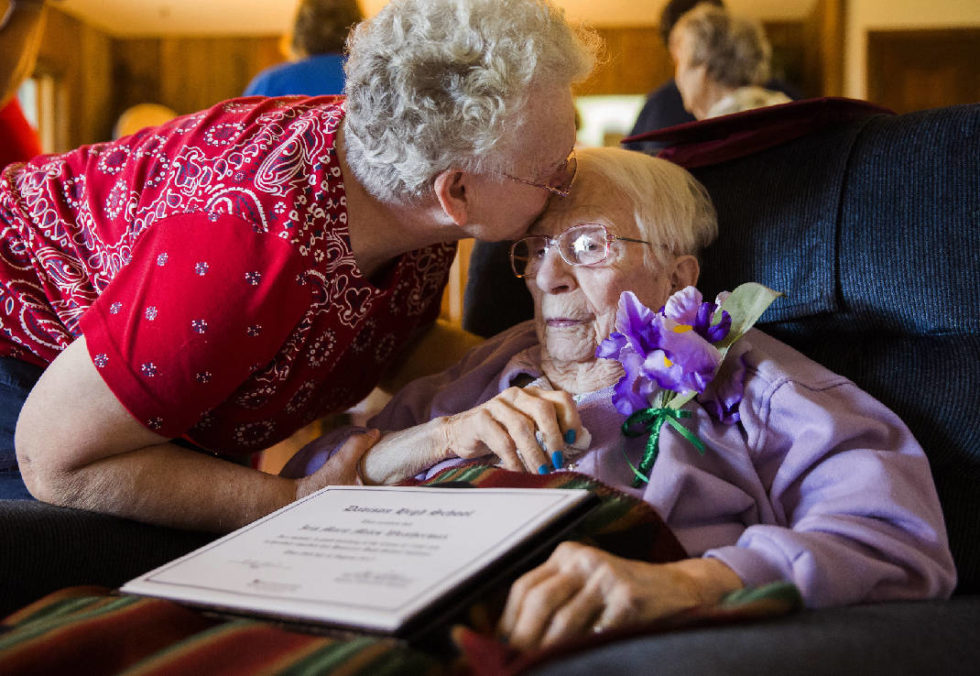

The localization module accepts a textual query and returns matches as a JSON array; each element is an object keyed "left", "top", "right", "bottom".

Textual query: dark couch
[{"left": 2, "top": 102, "right": 978, "bottom": 672}]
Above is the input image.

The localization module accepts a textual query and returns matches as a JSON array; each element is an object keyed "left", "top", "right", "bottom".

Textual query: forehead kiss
[{"left": 531, "top": 167, "right": 639, "bottom": 239}]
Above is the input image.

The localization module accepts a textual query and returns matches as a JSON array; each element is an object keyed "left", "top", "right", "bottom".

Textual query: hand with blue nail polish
[
  {"left": 552, "top": 450, "right": 564, "bottom": 470},
  {"left": 433, "top": 384, "right": 582, "bottom": 475},
  {"left": 333, "top": 386, "right": 584, "bottom": 485}
]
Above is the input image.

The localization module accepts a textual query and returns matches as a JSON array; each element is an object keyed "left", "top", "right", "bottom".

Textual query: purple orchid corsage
[{"left": 596, "top": 283, "right": 781, "bottom": 486}]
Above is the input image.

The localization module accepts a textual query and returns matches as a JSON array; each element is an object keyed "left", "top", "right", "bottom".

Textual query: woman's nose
[{"left": 534, "top": 248, "right": 576, "bottom": 294}]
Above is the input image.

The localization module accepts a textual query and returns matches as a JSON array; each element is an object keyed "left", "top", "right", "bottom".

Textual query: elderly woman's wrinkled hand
[
  {"left": 294, "top": 429, "right": 381, "bottom": 499},
  {"left": 441, "top": 385, "right": 581, "bottom": 474},
  {"left": 498, "top": 541, "right": 743, "bottom": 651}
]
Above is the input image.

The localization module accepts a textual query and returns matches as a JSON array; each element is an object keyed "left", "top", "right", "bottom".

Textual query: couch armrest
[
  {"left": 0, "top": 499, "right": 215, "bottom": 617},
  {"left": 528, "top": 598, "right": 980, "bottom": 675}
]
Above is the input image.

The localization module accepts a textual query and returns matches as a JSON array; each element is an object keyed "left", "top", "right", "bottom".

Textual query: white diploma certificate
[{"left": 122, "top": 485, "right": 595, "bottom": 635}]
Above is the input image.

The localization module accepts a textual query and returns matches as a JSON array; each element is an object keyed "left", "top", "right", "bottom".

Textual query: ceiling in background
[{"left": 53, "top": 0, "right": 817, "bottom": 37}]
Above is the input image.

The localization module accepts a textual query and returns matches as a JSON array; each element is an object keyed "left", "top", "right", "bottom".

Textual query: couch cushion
[
  {"left": 693, "top": 116, "right": 877, "bottom": 323},
  {"left": 838, "top": 105, "right": 980, "bottom": 336},
  {"left": 0, "top": 500, "right": 216, "bottom": 617}
]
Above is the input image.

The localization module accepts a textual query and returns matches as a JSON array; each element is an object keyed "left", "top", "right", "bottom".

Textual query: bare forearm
[
  {"left": 14, "top": 335, "right": 304, "bottom": 532},
  {"left": 0, "top": 1, "right": 47, "bottom": 106},
  {"left": 663, "top": 557, "right": 744, "bottom": 606},
  {"left": 358, "top": 417, "right": 453, "bottom": 485},
  {"left": 27, "top": 441, "right": 298, "bottom": 533}
]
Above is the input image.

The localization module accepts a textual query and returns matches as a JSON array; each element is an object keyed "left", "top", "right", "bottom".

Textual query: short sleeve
[{"left": 80, "top": 212, "right": 312, "bottom": 436}]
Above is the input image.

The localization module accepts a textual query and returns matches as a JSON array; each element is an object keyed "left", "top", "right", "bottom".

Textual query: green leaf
[{"left": 715, "top": 283, "right": 783, "bottom": 351}]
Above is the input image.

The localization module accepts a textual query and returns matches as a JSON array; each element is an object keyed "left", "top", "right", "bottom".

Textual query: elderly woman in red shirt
[{"left": 0, "top": 0, "right": 598, "bottom": 531}]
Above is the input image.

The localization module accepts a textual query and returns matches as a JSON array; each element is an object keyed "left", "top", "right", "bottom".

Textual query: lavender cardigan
[{"left": 283, "top": 321, "right": 956, "bottom": 606}]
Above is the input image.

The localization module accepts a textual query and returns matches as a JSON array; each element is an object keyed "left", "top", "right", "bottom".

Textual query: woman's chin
[{"left": 544, "top": 338, "right": 596, "bottom": 365}]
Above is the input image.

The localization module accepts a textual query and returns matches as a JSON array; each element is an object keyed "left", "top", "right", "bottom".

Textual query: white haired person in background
[
  {"left": 670, "top": 3, "right": 790, "bottom": 120},
  {"left": 2, "top": 0, "right": 597, "bottom": 531}
]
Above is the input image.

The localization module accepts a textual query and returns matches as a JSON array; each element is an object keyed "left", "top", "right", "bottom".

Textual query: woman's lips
[{"left": 546, "top": 317, "right": 587, "bottom": 328}]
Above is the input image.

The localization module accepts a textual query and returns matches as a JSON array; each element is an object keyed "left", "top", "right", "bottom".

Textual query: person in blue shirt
[{"left": 244, "top": 0, "right": 362, "bottom": 97}]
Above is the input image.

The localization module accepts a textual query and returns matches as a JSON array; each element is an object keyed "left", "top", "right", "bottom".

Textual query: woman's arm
[
  {"left": 705, "top": 375, "right": 957, "bottom": 605},
  {"left": 498, "top": 542, "right": 743, "bottom": 650},
  {"left": 16, "top": 337, "right": 374, "bottom": 532},
  {"left": 281, "top": 321, "right": 551, "bottom": 481}
]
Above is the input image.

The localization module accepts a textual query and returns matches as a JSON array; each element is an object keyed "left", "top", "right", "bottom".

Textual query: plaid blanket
[{"left": 0, "top": 466, "right": 801, "bottom": 675}]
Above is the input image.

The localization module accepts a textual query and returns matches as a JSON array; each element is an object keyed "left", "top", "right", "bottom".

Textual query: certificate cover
[{"left": 121, "top": 485, "right": 596, "bottom": 640}]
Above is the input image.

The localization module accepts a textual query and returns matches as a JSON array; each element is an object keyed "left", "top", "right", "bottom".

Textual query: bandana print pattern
[{"left": 0, "top": 97, "right": 455, "bottom": 453}]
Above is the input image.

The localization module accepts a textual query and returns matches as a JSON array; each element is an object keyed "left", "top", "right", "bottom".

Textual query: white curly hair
[{"left": 343, "top": 0, "right": 598, "bottom": 203}]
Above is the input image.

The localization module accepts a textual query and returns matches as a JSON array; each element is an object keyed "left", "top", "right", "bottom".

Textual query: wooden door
[{"left": 867, "top": 29, "right": 980, "bottom": 114}]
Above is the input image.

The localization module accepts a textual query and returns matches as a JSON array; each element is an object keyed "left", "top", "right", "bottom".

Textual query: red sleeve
[
  {"left": 0, "top": 99, "right": 43, "bottom": 168},
  {"left": 80, "top": 212, "right": 312, "bottom": 436}
]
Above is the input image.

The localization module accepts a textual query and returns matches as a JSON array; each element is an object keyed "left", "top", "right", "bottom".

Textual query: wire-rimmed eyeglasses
[
  {"left": 509, "top": 223, "right": 649, "bottom": 278},
  {"left": 501, "top": 150, "right": 577, "bottom": 198}
]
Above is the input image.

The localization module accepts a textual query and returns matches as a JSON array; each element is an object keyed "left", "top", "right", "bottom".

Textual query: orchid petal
[
  {"left": 663, "top": 286, "right": 703, "bottom": 324},
  {"left": 611, "top": 350, "right": 652, "bottom": 415},
  {"left": 642, "top": 349, "right": 685, "bottom": 391},
  {"left": 704, "top": 309, "right": 732, "bottom": 343},
  {"left": 596, "top": 331, "right": 628, "bottom": 360},
  {"left": 656, "top": 318, "right": 723, "bottom": 394},
  {"left": 617, "top": 291, "right": 662, "bottom": 353}
]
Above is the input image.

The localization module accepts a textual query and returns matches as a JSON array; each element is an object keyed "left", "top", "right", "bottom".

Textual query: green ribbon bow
[{"left": 622, "top": 407, "right": 706, "bottom": 487}]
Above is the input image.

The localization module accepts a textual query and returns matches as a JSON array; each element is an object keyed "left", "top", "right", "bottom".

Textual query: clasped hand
[
  {"left": 499, "top": 542, "right": 744, "bottom": 650},
  {"left": 441, "top": 385, "right": 582, "bottom": 474}
]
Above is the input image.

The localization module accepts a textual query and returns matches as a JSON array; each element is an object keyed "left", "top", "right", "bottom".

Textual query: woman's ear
[
  {"left": 433, "top": 170, "right": 470, "bottom": 226},
  {"left": 670, "top": 254, "right": 700, "bottom": 291}
]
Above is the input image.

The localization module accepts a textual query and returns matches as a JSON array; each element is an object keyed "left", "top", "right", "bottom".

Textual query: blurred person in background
[
  {"left": 113, "top": 102, "right": 179, "bottom": 139},
  {"left": 0, "top": 0, "right": 58, "bottom": 168},
  {"left": 670, "top": 3, "right": 790, "bottom": 120},
  {"left": 624, "top": 0, "right": 796, "bottom": 152},
  {"left": 244, "top": 0, "right": 362, "bottom": 97}
]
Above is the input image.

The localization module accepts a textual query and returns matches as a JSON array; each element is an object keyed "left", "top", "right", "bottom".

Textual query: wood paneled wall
[
  {"left": 576, "top": 26, "right": 672, "bottom": 96},
  {"left": 36, "top": 8, "right": 283, "bottom": 150},
  {"left": 765, "top": 22, "right": 806, "bottom": 96},
  {"left": 867, "top": 29, "right": 980, "bottom": 114},
  {"left": 112, "top": 36, "right": 282, "bottom": 119},
  {"left": 804, "top": 0, "right": 845, "bottom": 98},
  {"left": 36, "top": 8, "right": 810, "bottom": 151},
  {"left": 34, "top": 9, "right": 114, "bottom": 149}
]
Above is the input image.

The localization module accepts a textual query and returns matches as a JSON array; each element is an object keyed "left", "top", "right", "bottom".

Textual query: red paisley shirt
[{"left": 0, "top": 96, "right": 455, "bottom": 454}]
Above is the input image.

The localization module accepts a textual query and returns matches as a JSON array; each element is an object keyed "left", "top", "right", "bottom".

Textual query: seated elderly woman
[
  {"left": 670, "top": 3, "right": 791, "bottom": 119},
  {"left": 283, "top": 147, "right": 956, "bottom": 650}
]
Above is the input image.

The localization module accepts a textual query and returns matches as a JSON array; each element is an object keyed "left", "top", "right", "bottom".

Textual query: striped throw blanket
[{"left": 0, "top": 465, "right": 801, "bottom": 675}]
